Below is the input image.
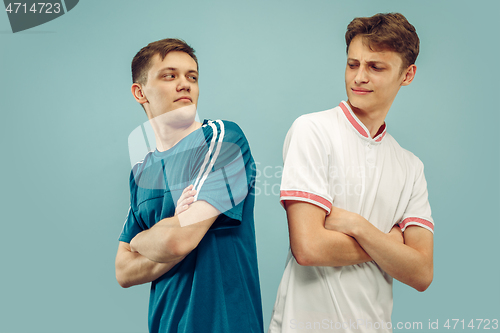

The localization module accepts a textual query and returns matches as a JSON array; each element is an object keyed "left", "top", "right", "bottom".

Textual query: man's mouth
[
  {"left": 351, "top": 88, "right": 372, "bottom": 95},
  {"left": 175, "top": 96, "right": 192, "bottom": 102}
]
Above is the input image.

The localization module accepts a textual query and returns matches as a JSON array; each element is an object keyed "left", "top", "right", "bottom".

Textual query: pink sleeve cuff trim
[
  {"left": 280, "top": 190, "right": 332, "bottom": 214},
  {"left": 399, "top": 217, "right": 434, "bottom": 233}
]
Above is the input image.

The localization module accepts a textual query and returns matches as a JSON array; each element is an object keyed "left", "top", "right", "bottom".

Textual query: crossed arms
[
  {"left": 287, "top": 201, "right": 434, "bottom": 292},
  {"left": 115, "top": 187, "right": 220, "bottom": 288},
  {"left": 116, "top": 181, "right": 433, "bottom": 292}
]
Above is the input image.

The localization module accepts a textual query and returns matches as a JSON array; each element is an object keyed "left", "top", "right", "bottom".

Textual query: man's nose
[
  {"left": 177, "top": 77, "right": 191, "bottom": 91},
  {"left": 354, "top": 65, "right": 369, "bottom": 84}
]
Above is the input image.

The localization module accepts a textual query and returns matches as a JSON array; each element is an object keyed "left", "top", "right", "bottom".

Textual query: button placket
[{"left": 366, "top": 141, "right": 375, "bottom": 164}]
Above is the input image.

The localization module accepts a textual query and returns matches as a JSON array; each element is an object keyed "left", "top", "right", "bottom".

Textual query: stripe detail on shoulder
[
  {"left": 193, "top": 120, "right": 225, "bottom": 200},
  {"left": 399, "top": 217, "right": 434, "bottom": 233},
  {"left": 280, "top": 190, "right": 332, "bottom": 214}
]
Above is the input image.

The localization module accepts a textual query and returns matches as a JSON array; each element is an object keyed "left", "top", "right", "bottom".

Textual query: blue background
[{"left": 0, "top": 1, "right": 498, "bottom": 332}]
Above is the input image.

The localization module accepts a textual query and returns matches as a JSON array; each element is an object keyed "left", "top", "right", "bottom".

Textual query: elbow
[
  {"left": 291, "top": 243, "right": 318, "bottom": 266},
  {"left": 115, "top": 257, "right": 137, "bottom": 289},
  {"left": 117, "top": 278, "right": 132, "bottom": 289},
  {"left": 294, "top": 251, "right": 315, "bottom": 266},
  {"left": 415, "top": 282, "right": 431, "bottom": 292},
  {"left": 414, "top": 270, "right": 433, "bottom": 292},
  {"left": 115, "top": 269, "right": 132, "bottom": 289}
]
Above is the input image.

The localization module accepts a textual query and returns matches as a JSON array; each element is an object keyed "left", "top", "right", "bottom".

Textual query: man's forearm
[
  {"left": 129, "top": 215, "right": 187, "bottom": 263},
  {"left": 130, "top": 201, "right": 219, "bottom": 263},
  {"left": 115, "top": 242, "right": 184, "bottom": 288},
  {"left": 302, "top": 229, "right": 373, "bottom": 266},
  {"left": 315, "top": 224, "right": 404, "bottom": 266},
  {"left": 326, "top": 207, "right": 433, "bottom": 291},
  {"left": 351, "top": 223, "right": 433, "bottom": 291},
  {"left": 287, "top": 201, "right": 372, "bottom": 267}
]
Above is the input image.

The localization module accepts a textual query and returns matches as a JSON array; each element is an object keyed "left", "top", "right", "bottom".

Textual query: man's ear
[
  {"left": 131, "top": 83, "right": 148, "bottom": 104},
  {"left": 401, "top": 64, "right": 417, "bottom": 86}
]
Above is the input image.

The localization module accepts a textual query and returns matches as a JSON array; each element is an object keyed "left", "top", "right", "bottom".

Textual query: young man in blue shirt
[{"left": 115, "top": 38, "right": 263, "bottom": 333}]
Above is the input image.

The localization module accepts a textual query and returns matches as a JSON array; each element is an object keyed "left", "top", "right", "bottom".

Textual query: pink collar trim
[{"left": 339, "top": 101, "right": 387, "bottom": 142}]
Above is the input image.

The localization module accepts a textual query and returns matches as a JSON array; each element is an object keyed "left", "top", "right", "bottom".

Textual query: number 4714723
[
  {"left": 5, "top": 3, "right": 61, "bottom": 14},
  {"left": 443, "top": 319, "right": 498, "bottom": 330}
]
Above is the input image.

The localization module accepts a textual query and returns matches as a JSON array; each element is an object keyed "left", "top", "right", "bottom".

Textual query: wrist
[{"left": 349, "top": 216, "right": 369, "bottom": 239}]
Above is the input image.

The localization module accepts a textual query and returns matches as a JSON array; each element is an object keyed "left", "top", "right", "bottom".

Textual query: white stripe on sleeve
[{"left": 193, "top": 120, "right": 225, "bottom": 201}]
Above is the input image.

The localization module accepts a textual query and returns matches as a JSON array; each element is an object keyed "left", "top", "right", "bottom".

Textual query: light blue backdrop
[{"left": 1, "top": 1, "right": 498, "bottom": 332}]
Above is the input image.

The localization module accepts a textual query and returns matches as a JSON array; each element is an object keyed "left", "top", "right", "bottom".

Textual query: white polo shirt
[{"left": 269, "top": 101, "right": 434, "bottom": 333}]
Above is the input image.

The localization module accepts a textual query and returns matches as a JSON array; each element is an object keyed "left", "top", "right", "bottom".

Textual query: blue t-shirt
[{"left": 119, "top": 119, "right": 263, "bottom": 333}]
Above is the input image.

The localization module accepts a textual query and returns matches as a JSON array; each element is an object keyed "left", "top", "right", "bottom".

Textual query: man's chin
[
  {"left": 171, "top": 104, "right": 197, "bottom": 114},
  {"left": 152, "top": 104, "right": 198, "bottom": 128},
  {"left": 347, "top": 96, "right": 369, "bottom": 111}
]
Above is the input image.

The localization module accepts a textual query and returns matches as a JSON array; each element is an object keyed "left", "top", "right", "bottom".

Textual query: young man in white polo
[{"left": 268, "top": 13, "right": 434, "bottom": 333}]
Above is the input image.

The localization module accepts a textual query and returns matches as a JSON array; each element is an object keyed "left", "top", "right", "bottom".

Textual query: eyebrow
[
  {"left": 157, "top": 67, "right": 199, "bottom": 75},
  {"left": 347, "top": 58, "right": 389, "bottom": 66}
]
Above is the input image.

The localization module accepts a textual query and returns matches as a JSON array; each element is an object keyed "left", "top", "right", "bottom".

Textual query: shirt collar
[{"left": 339, "top": 101, "right": 387, "bottom": 142}]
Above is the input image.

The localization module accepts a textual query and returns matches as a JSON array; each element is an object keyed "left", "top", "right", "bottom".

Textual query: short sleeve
[
  {"left": 399, "top": 159, "right": 434, "bottom": 233},
  {"left": 188, "top": 120, "right": 252, "bottom": 229},
  {"left": 118, "top": 206, "right": 144, "bottom": 243},
  {"left": 280, "top": 116, "right": 333, "bottom": 214},
  {"left": 119, "top": 166, "right": 148, "bottom": 243}
]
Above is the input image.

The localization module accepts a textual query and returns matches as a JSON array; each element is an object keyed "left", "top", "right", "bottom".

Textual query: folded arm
[
  {"left": 129, "top": 200, "right": 220, "bottom": 263},
  {"left": 287, "top": 201, "right": 371, "bottom": 266},
  {"left": 115, "top": 187, "right": 220, "bottom": 287},
  {"left": 325, "top": 207, "right": 433, "bottom": 291},
  {"left": 287, "top": 201, "right": 404, "bottom": 267},
  {"left": 115, "top": 241, "right": 184, "bottom": 288}
]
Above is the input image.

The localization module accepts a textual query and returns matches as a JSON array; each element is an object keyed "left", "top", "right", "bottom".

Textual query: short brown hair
[
  {"left": 131, "top": 38, "right": 198, "bottom": 85},
  {"left": 345, "top": 13, "right": 419, "bottom": 70}
]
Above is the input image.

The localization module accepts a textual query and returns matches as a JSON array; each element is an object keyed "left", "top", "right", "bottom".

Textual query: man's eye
[
  {"left": 188, "top": 75, "right": 198, "bottom": 82},
  {"left": 348, "top": 64, "right": 357, "bottom": 68},
  {"left": 163, "top": 74, "right": 175, "bottom": 79},
  {"left": 372, "top": 66, "right": 383, "bottom": 71}
]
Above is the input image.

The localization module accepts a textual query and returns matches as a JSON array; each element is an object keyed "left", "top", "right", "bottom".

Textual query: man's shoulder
[
  {"left": 385, "top": 134, "right": 425, "bottom": 168},
  {"left": 203, "top": 119, "right": 249, "bottom": 146},
  {"left": 203, "top": 119, "right": 244, "bottom": 134},
  {"left": 295, "top": 106, "right": 340, "bottom": 124},
  {"left": 287, "top": 106, "right": 341, "bottom": 139}
]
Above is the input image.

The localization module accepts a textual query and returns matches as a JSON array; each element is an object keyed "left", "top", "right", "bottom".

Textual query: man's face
[
  {"left": 141, "top": 51, "right": 199, "bottom": 119},
  {"left": 345, "top": 36, "right": 411, "bottom": 114}
]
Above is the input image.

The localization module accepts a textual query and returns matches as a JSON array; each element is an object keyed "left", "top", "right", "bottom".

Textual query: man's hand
[
  {"left": 175, "top": 185, "right": 197, "bottom": 215},
  {"left": 324, "top": 206, "right": 367, "bottom": 236},
  {"left": 387, "top": 224, "right": 404, "bottom": 243},
  {"left": 325, "top": 207, "right": 404, "bottom": 242}
]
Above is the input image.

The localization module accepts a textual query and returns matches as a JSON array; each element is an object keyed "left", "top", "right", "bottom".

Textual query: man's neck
[
  {"left": 347, "top": 101, "right": 389, "bottom": 138},
  {"left": 150, "top": 118, "right": 202, "bottom": 152}
]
